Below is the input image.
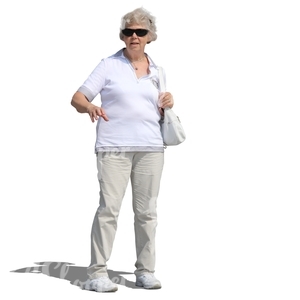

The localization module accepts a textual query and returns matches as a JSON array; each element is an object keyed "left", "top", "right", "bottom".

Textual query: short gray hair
[{"left": 119, "top": 7, "right": 157, "bottom": 43}]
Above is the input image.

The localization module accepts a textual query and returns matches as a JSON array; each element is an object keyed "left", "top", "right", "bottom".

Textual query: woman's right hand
[
  {"left": 87, "top": 104, "right": 109, "bottom": 123},
  {"left": 71, "top": 92, "right": 109, "bottom": 122}
]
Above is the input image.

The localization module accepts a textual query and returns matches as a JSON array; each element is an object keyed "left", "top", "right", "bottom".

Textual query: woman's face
[{"left": 122, "top": 24, "right": 150, "bottom": 51}]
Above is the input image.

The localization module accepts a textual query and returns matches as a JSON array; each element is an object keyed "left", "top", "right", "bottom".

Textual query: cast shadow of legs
[{"left": 10, "top": 261, "right": 140, "bottom": 290}]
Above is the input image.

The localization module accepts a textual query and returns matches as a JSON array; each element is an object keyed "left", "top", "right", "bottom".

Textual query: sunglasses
[{"left": 122, "top": 28, "right": 149, "bottom": 37}]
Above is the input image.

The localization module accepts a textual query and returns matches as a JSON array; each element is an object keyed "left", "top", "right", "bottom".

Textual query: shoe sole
[
  {"left": 84, "top": 284, "right": 118, "bottom": 292},
  {"left": 136, "top": 282, "right": 162, "bottom": 289}
]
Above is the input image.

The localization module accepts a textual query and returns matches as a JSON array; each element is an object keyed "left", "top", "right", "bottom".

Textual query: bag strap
[
  {"left": 157, "top": 66, "right": 166, "bottom": 93},
  {"left": 157, "top": 66, "right": 172, "bottom": 114}
]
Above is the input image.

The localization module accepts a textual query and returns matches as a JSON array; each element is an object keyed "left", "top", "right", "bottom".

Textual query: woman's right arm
[
  {"left": 71, "top": 91, "right": 109, "bottom": 122},
  {"left": 71, "top": 91, "right": 91, "bottom": 113}
]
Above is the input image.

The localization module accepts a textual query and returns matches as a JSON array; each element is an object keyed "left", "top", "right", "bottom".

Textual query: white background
[{"left": 1, "top": 0, "right": 299, "bottom": 299}]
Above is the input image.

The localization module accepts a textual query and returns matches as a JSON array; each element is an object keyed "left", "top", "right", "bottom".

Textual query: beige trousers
[{"left": 87, "top": 151, "right": 164, "bottom": 279}]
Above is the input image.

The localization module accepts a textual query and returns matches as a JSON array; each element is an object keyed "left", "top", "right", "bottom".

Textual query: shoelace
[
  {"left": 140, "top": 273, "right": 156, "bottom": 281},
  {"left": 99, "top": 276, "right": 110, "bottom": 281},
  {"left": 90, "top": 276, "right": 114, "bottom": 289},
  {"left": 91, "top": 276, "right": 111, "bottom": 286}
]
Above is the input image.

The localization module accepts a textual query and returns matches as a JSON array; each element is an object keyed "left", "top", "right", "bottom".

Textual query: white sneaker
[
  {"left": 84, "top": 276, "right": 118, "bottom": 292},
  {"left": 136, "top": 273, "right": 162, "bottom": 289}
]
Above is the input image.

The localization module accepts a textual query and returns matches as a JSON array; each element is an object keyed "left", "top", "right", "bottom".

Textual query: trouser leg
[
  {"left": 131, "top": 152, "right": 164, "bottom": 276},
  {"left": 87, "top": 152, "right": 131, "bottom": 279}
]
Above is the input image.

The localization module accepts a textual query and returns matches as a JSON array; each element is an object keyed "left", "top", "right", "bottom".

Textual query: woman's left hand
[{"left": 159, "top": 92, "right": 174, "bottom": 109}]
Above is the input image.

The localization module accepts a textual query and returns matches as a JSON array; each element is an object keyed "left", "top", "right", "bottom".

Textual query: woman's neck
[{"left": 124, "top": 48, "right": 145, "bottom": 62}]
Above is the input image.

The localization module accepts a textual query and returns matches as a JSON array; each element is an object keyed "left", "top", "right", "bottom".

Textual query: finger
[
  {"left": 92, "top": 109, "right": 109, "bottom": 122},
  {"left": 101, "top": 114, "right": 109, "bottom": 121},
  {"left": 95, "top": 109, "right": 102, "bottom": 117},
  {"left": 92, "top": 111, "right": 99, "bottom": 121},
  {"left": 99, "top": 108, "right": 109, "bottom": 121},
  {"left": 87, "top": 111, "right": 94, "bottom": 123},
  {"left": 161, "top": 99, "right": 173, "bottom": 108},
  {"left": 158, "top": 92, "right": 165, "bottom": 104},
  {"left": 89, "top": 114, "right": 95, "bottom": 123}
]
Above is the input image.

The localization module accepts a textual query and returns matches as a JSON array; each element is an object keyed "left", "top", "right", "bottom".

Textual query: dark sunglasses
[{"left": 122, "top": 28, "right": 149, "bottom": 37}]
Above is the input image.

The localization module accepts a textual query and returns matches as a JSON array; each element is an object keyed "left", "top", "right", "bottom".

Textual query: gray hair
[{"left": 119, "top": 7, "right": 157, "bottom": 43}]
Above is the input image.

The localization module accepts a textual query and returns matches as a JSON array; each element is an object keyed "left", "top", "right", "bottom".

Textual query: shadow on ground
[{"left": 10, "top": 261, "right": 140, "bottom": 290}]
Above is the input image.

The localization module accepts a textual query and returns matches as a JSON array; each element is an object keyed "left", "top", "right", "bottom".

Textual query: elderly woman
[{"left": 71, "top": 7, "right": 174, "bottom": 292}]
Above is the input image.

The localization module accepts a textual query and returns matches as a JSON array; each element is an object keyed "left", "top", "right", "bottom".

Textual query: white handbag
[{"left": 158, "top": 67, "right": 186, "bottom": 146}]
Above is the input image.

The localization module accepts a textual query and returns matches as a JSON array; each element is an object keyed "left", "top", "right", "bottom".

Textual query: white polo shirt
[{"left": 78, "top": 48, "right": 165, "bottom": 153}]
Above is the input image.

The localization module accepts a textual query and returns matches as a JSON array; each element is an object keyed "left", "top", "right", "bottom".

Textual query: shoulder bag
[{"left": 158, "top": 66, "right": 186, "bottom": 146}]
